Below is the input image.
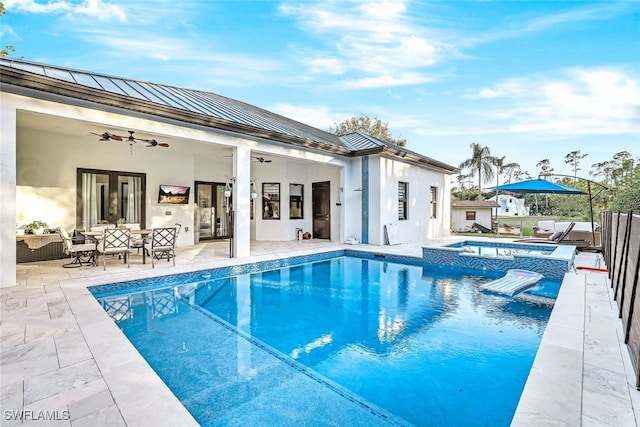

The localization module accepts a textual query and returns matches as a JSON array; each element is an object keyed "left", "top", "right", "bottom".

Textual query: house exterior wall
[
  {"left": 345, "top": 157, "right": 363, "bottom": 242},
  {"left": 451, "top": 208, "right": 493, "bottom": 232},
  {"left": 1, "top": 96, "right": 17, "bottom": 287},
  {"left": 369, "top": 155, "right": 452, "bottom": 245},
  {"left": 252, "top": 161, "right": 343, "bottom": 242}
]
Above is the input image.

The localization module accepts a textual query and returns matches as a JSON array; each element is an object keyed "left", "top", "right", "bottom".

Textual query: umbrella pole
[{"left": 588, "top": 181, "right": 596, "bottom": 247}]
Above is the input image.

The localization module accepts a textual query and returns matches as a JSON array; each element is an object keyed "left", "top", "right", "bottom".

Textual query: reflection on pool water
[{"left": 92, "top": 255, "right": 559, "bottom": 426}]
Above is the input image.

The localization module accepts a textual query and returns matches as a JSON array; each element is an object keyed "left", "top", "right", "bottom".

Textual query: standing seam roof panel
[{"left": 70, "top": 72, "right": 103, "bottom": 90}]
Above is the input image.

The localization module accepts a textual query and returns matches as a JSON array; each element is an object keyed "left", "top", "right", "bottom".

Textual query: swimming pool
[{"left": 90, "top": 252, "right": 558, "bottom": 426}]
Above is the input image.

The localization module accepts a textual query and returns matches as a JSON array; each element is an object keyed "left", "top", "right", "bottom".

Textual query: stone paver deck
[{"left": 1, "top": 238, "right": 637, "bottom": 426}]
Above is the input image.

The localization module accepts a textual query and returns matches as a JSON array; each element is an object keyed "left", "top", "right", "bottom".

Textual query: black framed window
[
  {"left": 77, "top": 168, "right": 146, "bottom": 230},
  {"left": 289, "top": 183, "right": 303, "bottom": 219},
  {"left": 430, "top": 186, "right": 437, "bottom": 219},
  {"left": 262, "top": 183, "right": 280, "bottom": 219},
  {"left": 398, "top": 182, "right": 408, "bottom": 220}
]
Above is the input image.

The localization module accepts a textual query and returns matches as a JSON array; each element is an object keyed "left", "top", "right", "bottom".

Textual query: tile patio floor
[{"left": 1, "top": 238, "right": 638, "bottom": 426}]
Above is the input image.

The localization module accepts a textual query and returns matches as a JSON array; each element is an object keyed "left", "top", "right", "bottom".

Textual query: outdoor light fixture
[{"left": 250, "top": 181, "right": 258, "bottom": 200}]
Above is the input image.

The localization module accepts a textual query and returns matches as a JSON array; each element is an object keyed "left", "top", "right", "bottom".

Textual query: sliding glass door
[{"left": 77, "top": 168, "right": 146, "bottom": 230}]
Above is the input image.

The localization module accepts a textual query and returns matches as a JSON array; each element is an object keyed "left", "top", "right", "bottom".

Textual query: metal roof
[
  {"left": 451, "top": 200, "right": 501, "bottom": 208},
  {"left": 0, "top": 58, "right": 458, "bottom": 173}
]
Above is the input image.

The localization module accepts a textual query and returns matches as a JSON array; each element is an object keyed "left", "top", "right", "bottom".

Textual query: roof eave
[
  {"left": 381, "top": 146, "right": 459, "bottom": 174},
  {"left": 0, "top": 66, "right": 353, "bottom": 156}
]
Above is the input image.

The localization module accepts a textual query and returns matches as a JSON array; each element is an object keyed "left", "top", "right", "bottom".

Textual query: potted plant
[
  {"left": 117, "top": 218, "right": 126, "bottom": 229},
  {"left": 25, "top": 220, "right": 49, "bottom": 235}
]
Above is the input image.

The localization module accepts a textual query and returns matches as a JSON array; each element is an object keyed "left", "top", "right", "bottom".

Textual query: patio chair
[
  {"left": 144, "top": 227, "right": 177, "bottom": 268},
  {"left": 123, "top": 223, "right": 145, "bottom": 254},
  {"left": 97, "top": 228, "right": 131, "bottom": 270},
  {"left": 515, "top": 222, "right": 584, "bottom": 245},
  {"left": 58, "top": 227, "right": 96, "bottom": 268}
]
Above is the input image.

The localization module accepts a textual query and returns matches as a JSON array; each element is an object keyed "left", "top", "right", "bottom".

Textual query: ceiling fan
[
  {"left": 252, "top": 156, "right": 272, "bottom": 163},
  {"left": 90, "top": 130, "right": 169, "bottom": 148}
]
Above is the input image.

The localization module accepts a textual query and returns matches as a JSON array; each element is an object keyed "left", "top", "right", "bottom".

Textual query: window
[
  {"left": 77, "top": 168, "right": 146, "bottom": 230},
  {"left": 289, "top": 184, "right": 304, "bottom": 219},
  {"left": 466, "top": 211, "right": 476, "bottom": 221},
  {"left": 398, "top": 182, "right": 408, "bottom": 220},
  {"left": 430, "top": 186, "right": 437, "bottom": 219},
  {"left": 262, "top": 183, "right": 280, "bottom": 219}
]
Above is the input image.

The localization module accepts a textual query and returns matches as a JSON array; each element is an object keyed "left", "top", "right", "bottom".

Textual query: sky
[{"left": 2, "top": 0, "right": 639, "bottom": 183}]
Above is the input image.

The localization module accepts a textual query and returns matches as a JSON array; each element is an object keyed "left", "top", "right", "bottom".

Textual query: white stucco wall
[
  {"left": 345, "top": 157, "right": 363, "bottom": 242},
  {"left": 1, "top": 97, "right": 17, "bottom": 287},
  {"left": 252, "top": 161, "right": 343, "bottom": 241},
  {"left": 370, "top": 155, "right": 452, "bottom": 245}
]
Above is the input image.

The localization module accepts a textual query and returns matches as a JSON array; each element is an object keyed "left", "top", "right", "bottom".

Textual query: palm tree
[
  {"left": 459, "top": 143, "right": 494, "bottom": 200},
  {"left": 492, "top": 155, "right": 505, "bottom": 190}
]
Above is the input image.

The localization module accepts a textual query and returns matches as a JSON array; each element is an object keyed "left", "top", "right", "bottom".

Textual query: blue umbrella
[{"left": 489, "top": 178, "right": 585, "bottom": 194}]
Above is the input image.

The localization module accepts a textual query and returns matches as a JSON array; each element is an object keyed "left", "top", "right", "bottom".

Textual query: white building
[
  {"left": 488, "top": 194, "right": 529, "bottom": 216},
  {"left": 1, "top": 58, "right": 459, "bottom": 286},
  {"left": 451, "top": 200, "right": 500, "bottom": 232}
]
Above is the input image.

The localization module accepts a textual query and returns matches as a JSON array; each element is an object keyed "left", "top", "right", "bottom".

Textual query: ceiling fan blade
[
  {"left": 110, "top": 134, "right": 123, "bottom": 141},
  {"left": 159, "top": 143, "right": 170, "bottom": 147},
  {"left": 264, "top": 159, "right": 272, "bottom": 163},
  {"left": 90, "top": 132, "right": 112, "bottom": 141}
]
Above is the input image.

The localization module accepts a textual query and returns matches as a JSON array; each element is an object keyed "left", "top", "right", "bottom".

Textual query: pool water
[
  {"left": 93, "top": 255, "right": 557, "bottom": 426},
  {"left": 447, "top": 241, "right": 555, "bottom": 258}
]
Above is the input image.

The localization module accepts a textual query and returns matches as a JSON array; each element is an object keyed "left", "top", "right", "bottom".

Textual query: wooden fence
[{"left": 601, "top": 211, "right": 640, "bottom": 387}]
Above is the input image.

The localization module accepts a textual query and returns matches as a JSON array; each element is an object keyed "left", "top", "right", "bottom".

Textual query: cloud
[
  {"left": 268, "top": 103, "right": 347, "bottom": 130},
  {"left": 453, "top": 67, "right": 640, "bottom": 136},
  {"left": 279, "top": 1, "right": 451, "bottom": 88},
  {"left": 462, "top": 2, "right": 634, "bottom": 47},
  {"left": 343, "top": 72, "right": 436, "bottom": 89},
  {"left": 5, "top": 0, "right": 126, "bottom": 22}
]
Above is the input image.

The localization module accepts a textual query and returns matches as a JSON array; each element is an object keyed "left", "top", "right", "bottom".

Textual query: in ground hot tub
[{"left": 422, "top": 240, "right": 575, "bottom": 280}]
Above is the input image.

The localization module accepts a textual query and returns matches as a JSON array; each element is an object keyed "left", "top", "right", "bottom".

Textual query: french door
[
  {"left": 195, "top": 181, "right": 232, "bottom": 241},
  {"left": 312, "top": 181, "right": 331, "bottom": 239},
  {"left": 76, "top": 168, "right": 146, "bottom": 230}
]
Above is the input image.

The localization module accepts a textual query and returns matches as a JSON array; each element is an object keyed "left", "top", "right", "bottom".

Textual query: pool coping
[{"left": 4, "top": 242, "right": 637, "bottom": 426}]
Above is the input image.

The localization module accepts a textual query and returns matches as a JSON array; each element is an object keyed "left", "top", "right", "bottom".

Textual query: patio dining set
[{"left": 58, "top": 224, "right": 180, "bottom": 270}]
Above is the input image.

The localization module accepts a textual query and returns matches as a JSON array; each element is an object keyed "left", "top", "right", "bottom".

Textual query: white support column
[
  {"left": 0, "top": 100, "right": 17, "bottom": 287},
  {"left": 233, "top": 145, "right": 251, "bottom": 257}
]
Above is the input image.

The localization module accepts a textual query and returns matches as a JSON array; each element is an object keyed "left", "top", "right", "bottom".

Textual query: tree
[
  {"left": 536, "top": 159, "right": 554, "bottom": 178},
  {"left": 330, "top": 114, "right": 407, "bottom": 146},
  {"left": 564, "top": 150, "right": 588, "bottom": 183},
  {"left": 459, "top": 143, "right": 494, "bottom": 200},
  {"left": 492, "top": 155, "right": 506, "bottom": 190},
  {"left": 0, "top": 2, "right": 15, "bottom": 57},
  {"left": 611, "top": 151, "right": 634, "bottom": 185},
  {"left": 502, "top": 162, "right": 520, "bottom": 184},
  {"left": 610, "top": 157, "right": 640, "bottom": 212},
  {"left": 590, "top": 160, "right": 614, "bottom": 187},
  {"left": 513, "top": 170, "right": 531, "bottom": 182}
]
